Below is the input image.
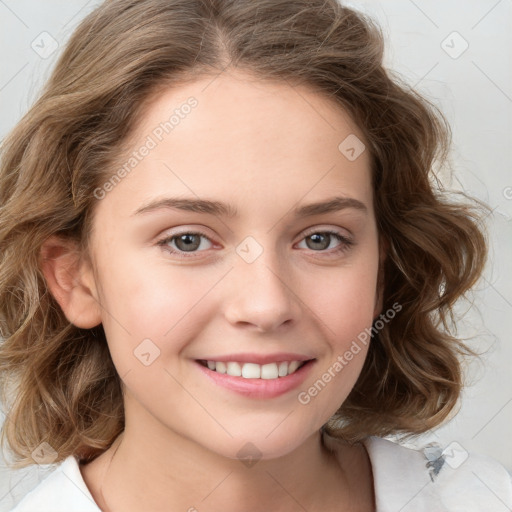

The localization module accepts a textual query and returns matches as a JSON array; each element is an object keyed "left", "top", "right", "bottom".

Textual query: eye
[
  {"left": 296, "top": 229, "right": 354, "bottom": 255},
  {"left": 157, "top": 231, "right": 213, "bottom": 258},
  {"left": 157, "top": 228, "right": 354, "bottom": 259}
]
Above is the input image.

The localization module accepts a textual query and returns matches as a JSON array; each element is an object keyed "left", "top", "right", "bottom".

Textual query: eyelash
[{"left": 156, "top": 229, "right": 354, "bottom": 259}]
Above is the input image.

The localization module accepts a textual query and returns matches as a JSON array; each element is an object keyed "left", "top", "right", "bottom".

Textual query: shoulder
[
  {"left": 9, "top": 456, "right": 101, "bottom": 512},
  {"left": 364, "top": 436, "right": 512, "bottom": 512}
]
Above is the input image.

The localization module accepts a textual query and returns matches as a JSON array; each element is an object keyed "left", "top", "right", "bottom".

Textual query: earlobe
[{"left": 39, "top": 235, "right": 102, "bottom": 329}]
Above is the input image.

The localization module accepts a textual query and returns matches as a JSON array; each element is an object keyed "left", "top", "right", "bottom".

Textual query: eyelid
[
  {"left": 156, "top": 229, "right": 215, "bottom": 255},
  {"left": 300, "top": 224, "right": 352, "bottom": 240}
]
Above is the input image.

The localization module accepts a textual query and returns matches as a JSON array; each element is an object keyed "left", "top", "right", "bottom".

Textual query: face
[{"left": 85, "top": 70, "right": 381, "bottom": 460}]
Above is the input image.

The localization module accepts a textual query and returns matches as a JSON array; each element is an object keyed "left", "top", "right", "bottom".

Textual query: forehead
[
  {"left": 95, "top": 69, "right": 373, "bottom": 221},
  {"left": 134, "top": 69, "right": 366, "bottom": 159}
]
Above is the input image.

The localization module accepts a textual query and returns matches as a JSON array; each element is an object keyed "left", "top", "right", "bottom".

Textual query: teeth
[
  {"left": 288, "top": 361, "right": 300, "bottom": 374},
  {"left": 204, "top": 360, "right": 307, "bottom": 379},
  {"left": 278, "top": 361, "right": 288, "bottom": 377},
  {"left": 226, "top": 362, "right": 242, "bottom": 377},
  {"left": 216, "top": 361, "right": 227, "bottom": 374},
  {"left": 261, "top": 363, "right": 279, "bottom": 379},
  {"left": 242, "top": 363, "right": 260, "bottom": 379}
]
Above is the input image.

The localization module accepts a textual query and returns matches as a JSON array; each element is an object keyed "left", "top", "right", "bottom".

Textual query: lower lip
[{"left": 195, "top": 360, "right": 315, "bottom": 399}]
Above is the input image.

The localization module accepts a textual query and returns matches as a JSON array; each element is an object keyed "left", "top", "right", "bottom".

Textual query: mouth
[
  {"left": 196, "top": 359, "right": 313, "bottom": 379},
  {"left": 194, "top": 357, "right": 316, "bottom": 399}
]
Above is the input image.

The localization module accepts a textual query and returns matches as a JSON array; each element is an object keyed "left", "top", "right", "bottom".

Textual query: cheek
[
  {"left": 94, "top": 247, "right": 219, "bottom": 363},
  {"left": 302, "top": 252, "right": 379, "bottom": 400},
  {"left": 297, "top": 272, "right": 376, "bottom": 422},
  {"left": 310, "top": 258, "right": 379, "bottom": 344}
]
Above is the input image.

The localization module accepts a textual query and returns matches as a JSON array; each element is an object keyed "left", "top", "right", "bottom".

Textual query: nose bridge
[{"left": 223, "top": 236, "right": 300, "bottom": 331}]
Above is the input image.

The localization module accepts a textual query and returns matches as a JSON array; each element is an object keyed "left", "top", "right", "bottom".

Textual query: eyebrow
[{"left": 133, "top": 195, "right": 368, "bottom": 218}]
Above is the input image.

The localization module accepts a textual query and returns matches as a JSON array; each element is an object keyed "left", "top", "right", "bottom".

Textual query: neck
[{"left": 82, "top": 402, "right": 374, "bottom": 512}]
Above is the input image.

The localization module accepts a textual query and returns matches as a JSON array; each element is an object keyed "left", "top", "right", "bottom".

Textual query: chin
[{"left": 199, "top": 427, "right": 315, "bottom": 463}]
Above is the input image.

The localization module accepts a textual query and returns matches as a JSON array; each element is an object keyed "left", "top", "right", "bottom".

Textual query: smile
[
  {"left": 194, "top": 358, "right": 316, "bottom": 399},
  {"left": 197, "top": 360, "right": 308, "bottom": 379}
]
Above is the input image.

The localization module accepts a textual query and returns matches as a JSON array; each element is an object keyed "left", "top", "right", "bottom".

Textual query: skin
[{"left": 41, "top": 68, "right": 383, "bottom": 511}]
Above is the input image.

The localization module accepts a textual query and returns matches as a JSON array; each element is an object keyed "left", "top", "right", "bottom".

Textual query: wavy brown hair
[{"left": 0, "top": 0, "right": 488, "bottom": 468}]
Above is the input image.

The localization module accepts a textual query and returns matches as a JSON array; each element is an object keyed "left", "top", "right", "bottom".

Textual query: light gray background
[{"left": 1, "top": 0, "right": 511, "bottom": 509}]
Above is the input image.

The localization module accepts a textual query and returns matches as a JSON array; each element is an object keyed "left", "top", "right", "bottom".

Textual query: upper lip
[{"left": 196, "top": 353, "right": 315, "bottom": 365}]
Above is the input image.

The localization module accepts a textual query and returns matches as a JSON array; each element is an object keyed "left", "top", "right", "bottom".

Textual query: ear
[
  {"left": 39, "top": 235, "right": 102, "bottom": 328},
  {"left": 373, "top": 235, "right": 388, "bottom": 319}
]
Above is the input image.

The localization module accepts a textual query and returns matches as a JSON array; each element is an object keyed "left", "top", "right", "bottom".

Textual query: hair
[{"left": 0, "top": 0, "right": 488, "bottom": 469}]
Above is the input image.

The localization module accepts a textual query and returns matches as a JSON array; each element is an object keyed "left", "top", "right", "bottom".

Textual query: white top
[{"left": 9, "top": 434, "right": 512, "bottom": 511}]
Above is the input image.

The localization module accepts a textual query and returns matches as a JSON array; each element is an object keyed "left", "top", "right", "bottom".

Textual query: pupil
[
  {"left": 177, "top": 234, "right": 200, "bottom": 251},
  {"left": 309, "top": 233, "right": 328, "bottom": 250}
]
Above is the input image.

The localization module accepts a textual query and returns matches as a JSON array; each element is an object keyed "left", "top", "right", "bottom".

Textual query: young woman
[{"left": 1, "top": 1, "right": 510, "bottom": 510}]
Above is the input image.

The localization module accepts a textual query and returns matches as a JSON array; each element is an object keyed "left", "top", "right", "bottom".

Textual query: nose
[{"left": 223, "top": 249, "right": 301, "bottom": 333}]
